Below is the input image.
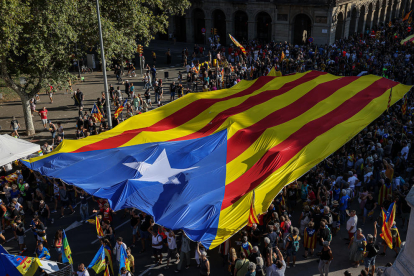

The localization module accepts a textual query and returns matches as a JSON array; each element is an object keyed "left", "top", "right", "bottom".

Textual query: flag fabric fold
[{"left": 23, "top": 71, "right": 411, "bottom": 249}]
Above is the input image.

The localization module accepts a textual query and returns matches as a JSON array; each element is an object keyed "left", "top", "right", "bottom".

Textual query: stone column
[
  {"left": 186, "top": 16, "right": 194, "bottom": 43},
  {"left": 344, "top": 17, "right": 351, "bottom": 39},
  {"left": 361, "top": 14, "right": 367, "bottom": 34},
  {"left": 385, "top": 187, "right": 414, "bottom": 276},
  {"left": 329, "top": 23, "right": 336, "bottom": 44},
  {"left": 367, "top": 12, "right": 373, "bottom": 30},
  {"left": 396, "top": 2, "right": 402, "bottom": 18},
  {"left": 354, "top": 16, "right": 360, "bottom": 35},
  {"left": 225, "top": 19, "right": 233, "bottom": 45},
  {"left": 248, "top": 21, "right": 255, "bottom": 41}
]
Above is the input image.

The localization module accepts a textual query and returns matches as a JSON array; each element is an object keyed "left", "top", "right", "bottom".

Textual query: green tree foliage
[{"left": 0, "top": 0, "right": 190, "bottom": 135}]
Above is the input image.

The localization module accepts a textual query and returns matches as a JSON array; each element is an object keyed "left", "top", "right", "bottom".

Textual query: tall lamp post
[{"left": 96, "top": 0, "right": 112, "bottom": 129}]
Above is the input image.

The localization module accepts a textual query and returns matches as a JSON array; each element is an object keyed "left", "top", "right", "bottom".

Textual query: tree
[{"left": 0, "top": 0, "right": 190, "bottom": 135}]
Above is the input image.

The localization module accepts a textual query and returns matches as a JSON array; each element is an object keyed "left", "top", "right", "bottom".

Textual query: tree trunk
[{"left": 21, "top": 94, "right": 35, "bottom": 136}]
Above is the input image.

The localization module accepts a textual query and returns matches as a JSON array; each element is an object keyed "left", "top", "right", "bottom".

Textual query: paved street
[{"left": 0, "top": 40, "right": 408, "bottom": 276}]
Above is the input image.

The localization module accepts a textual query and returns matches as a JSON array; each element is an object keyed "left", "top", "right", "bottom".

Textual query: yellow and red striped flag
[
  {"left": 380, "top": 202, "right": 396, "bottom": 249},
  {"left": 96, "top": 216, "right": 104, "bottom": 237},
  {"left": 281, "top": 51, "right": 285, "bottom": 60},
  {"left": 5, "top": 173, "right": 18, "bottom": 183},
  {"left": 91, "top": 103, "right": 103, "bottom": 122},
  {"left": 114, "top": 99, "right": 127, "bottom": 119},
  {"left": 229, "top": 34, "right": 246, "bottom": 55},
  {"left": 389, "top": 21, "right": 392, "bottom": 27},
  {"left": 247, "top": 191, "right": 259, "bottom": 226},
  {"left": 103, "top": 265, "right": 110, "bottom": 276},
  {"left": 23, "top": 71, "right": 411, "bottom": 249},
  {"left": 403, "top": 10, "right": 412, "bottom": 21},
  {"left": 402, "top": 94, "right": 408, "bottom": 115},
  {"left": 387, "top": 87, "right": 393, "bottom": 111}
]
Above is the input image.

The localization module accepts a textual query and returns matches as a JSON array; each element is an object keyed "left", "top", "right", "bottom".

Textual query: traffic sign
[
  {"left": 201, "top": 28, "right": 206, "bottom": 33},
  {"left": 308, "top": 37, "right": 314, "bottom": 43}
]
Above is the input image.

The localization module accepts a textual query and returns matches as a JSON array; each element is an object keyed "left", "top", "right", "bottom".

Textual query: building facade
[{"left": 166, "top": 0, "right": 414, "bottom": 45}]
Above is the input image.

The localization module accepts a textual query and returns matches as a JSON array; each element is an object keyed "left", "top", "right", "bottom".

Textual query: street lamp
[{"left": 96, "top": 0, "right": 112, "bottom": 129}]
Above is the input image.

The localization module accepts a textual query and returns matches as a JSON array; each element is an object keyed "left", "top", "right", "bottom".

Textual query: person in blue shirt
[
  {"left": 36, "top": 242, "right": 50, "bottom": 260},
  {"left": 332, "top": 184, "right": 341, "bottom": 201},
  {"left": 339, "top": 190, "right": 350, "bottom": 225}
]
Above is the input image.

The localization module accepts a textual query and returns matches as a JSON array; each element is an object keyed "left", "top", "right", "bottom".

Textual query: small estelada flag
[{"left": 91, "top": 103, "right": 103, "bottom": 122}]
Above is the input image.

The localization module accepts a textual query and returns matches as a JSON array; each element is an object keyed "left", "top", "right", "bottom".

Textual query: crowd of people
[{"left": 2, "top": 16, "right": 414, "bottom": 276}]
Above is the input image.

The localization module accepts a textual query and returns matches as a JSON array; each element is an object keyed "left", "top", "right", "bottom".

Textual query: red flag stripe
[
  {"left": 73, "top": 77, "right": 276, "bottom": 153},
  {"left": 171, "top": 71, "right": 326, "bottom": 142},
  {"left": 221, "top": 78, "right": 398, "bottom": 209},
  {"left": 226, "top": 75, "right": 360, "bottom": 162}
]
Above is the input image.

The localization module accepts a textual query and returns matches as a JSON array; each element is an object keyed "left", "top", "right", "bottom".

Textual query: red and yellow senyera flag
[
  {"left": 24, "top": 71, "right": 411, "bottom": 249},
  {"left": 403, "top": 10, "right": 412, "bottom": 21},
  {"left": 247, "top": 191, "right": 259, "bottom": 226},
  {"left": 96, "top": 216, "right": 104, "bottom": 237},
  {"left": 229, "top": 34, "right": 246, "bottom": 54}
]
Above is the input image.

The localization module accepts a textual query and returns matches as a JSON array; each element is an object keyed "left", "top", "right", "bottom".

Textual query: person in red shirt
[
  {"left": 38, "top": 107, "right": 48, "bottom": 129},
  {"left": 92, "top": 196, "right": 108, "bottom": 213}
]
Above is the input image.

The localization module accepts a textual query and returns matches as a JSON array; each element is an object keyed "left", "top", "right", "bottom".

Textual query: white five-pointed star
[{"left": 123, "top": 149, "right": 198, "bottom": 184}]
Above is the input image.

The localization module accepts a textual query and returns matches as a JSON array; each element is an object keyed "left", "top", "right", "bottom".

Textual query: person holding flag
[
  {"left": 379, "top": 202, "right": 401, "bottom": 257},
  {"left": 378, "top": 178, "right": 392, "bottom": 206},
  {"left": 36, "top": 242, "right": 50, "bottom": 260},
  {"left": 91, "top": 103, "right": 103, "bottom": 122},
  {"left": 62, "top": 229, "right": 73, "bottom": 265},
  {"left": 114, "top": 99, "right": 128, "bottom": 120},
  {"left": 113, "top": 237, "right": 127, "bottom": 273},
  {"left": 88, "top": 245, "right": 107, "bottom": 275},
  {"left": 96, "top": 215, "right": 104, "bottom": 238},
  {"left": 75, "top": 263, "right": 90, "bottom": 276},
  {"left": 118, "top": 243, "right": 130, "bottom": 275},
  {"left": 302, "top": 221, "right": 317, "bottom": 259}
]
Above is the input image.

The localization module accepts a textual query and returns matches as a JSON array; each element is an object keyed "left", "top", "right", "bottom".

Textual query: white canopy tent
[{"left": 0, "top": 135, "right": 41, "bottom": 167}]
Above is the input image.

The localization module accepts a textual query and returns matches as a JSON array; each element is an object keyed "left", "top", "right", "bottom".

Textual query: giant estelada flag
[{"left": 23, "top": 70, "right": 411, "bottom": 249}]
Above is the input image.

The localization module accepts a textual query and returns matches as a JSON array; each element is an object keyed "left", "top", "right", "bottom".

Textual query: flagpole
[{"left": 96, "top": 0, "right": 112, "bottom": 129}]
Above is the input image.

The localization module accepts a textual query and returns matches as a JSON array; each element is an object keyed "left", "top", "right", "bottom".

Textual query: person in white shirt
[
  {"left": 150, "top": 228, "right": 163, "bottom": 265},
  {"left": 347, "top": 171, "right": 359, "bottom": 192},
  {"left": 266, "top": 246, "right": 286, "bottom": 275},
  {"left": 113, "top": 237, "right": 127, "bottom": 271},
  {"left": 164, "top": 228, "right": 179, "bottom": 269},
  {"left": 74, "top": 263, "right": 90, "bottom": 276},
  {"left": 401, "top": 141, "right": 409, "bottom": 160},
  {"left": 346, "top": 210, "right": 358, "bottom": 240}
]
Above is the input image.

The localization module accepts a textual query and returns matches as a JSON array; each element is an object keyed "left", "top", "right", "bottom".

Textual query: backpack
[
  {"left": 292, "top": 235, "right": 300, "bottom": 252},
  {"left": 326, "top": 227, "right": 332, "bottom": 242}
]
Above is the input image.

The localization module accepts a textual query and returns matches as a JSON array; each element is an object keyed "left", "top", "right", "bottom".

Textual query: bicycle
[{"left": 81, "top": 65, "right": 93, "bottom": 74}]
